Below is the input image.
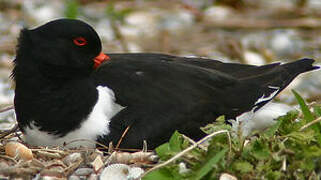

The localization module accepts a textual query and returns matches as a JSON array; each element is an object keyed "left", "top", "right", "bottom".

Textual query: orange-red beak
[{"left": 93, "top": 52, "right": 110, "bottom": 69}]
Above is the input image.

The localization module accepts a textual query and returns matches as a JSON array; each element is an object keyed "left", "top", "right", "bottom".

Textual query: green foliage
[
  {"left": 292, "top": 90, "right": 321, "bottom": 145},
  {"left": 194, "top": 148, "right": 228, "bottom": 180},
  {"left": 64, "top": 0, "right": 79, "bottom": 19},
  {"left": 143, "top": 91, "right": 321, "bottom": 180}
]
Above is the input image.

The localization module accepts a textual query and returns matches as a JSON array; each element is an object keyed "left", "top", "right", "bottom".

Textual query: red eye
[{"left": 73, "top": 37, "right": 87, "bottom": 46}]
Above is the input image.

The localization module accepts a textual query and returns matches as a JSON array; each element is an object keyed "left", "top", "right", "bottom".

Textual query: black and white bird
[{"left": 12, "top": 19, "right": 319, "bottom": 149}]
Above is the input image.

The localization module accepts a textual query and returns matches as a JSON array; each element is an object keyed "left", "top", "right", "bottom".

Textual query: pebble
[
  {"left": 159, "top": 9, "right": 194, "bottom": 33},
  {"left": 22, "top": 1, "right": 63, "bottom": 24},
  {"left": 87, "top": 174, "right": 98, "bottom": 180},
  {"left": 68, "top": 175, "right": 80, "bottom": 180},
  {"left": 204, "top": 6, "right": 233, "bottom": 21},
  {"left": 269, "top": 30, "right": 303, "bottom": 58},
  {"left": 121, "top": 11, "right": 159, "bottom": 38},
  {"left": 74, "top": 168, "right": 93, "bottom": 176},
  {"left": 63, "top": 153, "right": 82, "bottom": 166},
  {"left": 243, "top": 51, "right": 266, "bottom": 65}
]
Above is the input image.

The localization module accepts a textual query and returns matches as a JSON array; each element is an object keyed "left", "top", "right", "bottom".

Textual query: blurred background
[{"left": 0, "top": 0, "right": 321, "bottom": 130}]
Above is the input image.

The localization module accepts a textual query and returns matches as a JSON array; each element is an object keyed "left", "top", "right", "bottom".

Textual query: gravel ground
[{"left": 0, "top": 0, "right": 321, "bottom": 179}]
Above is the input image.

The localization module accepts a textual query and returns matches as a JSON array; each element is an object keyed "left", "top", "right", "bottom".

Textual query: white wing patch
[
  {"left": 254, "top": 86, "right": 280, "bottom": 105},
  {"left": 23, "top": 86, "right": 124, "bottom": 148}
]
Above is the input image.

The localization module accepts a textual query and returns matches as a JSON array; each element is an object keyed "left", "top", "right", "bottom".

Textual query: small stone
[
  {"left": 0, "top": 161, "right": 9, "bottom": 169},
  {"left": 40, "top": 176, "right": 64, "bottom": 180},
  {"left": 220, "top": 173, "right": 238, "bottom": 180},
  {"left": 243, "top": 51, "right": 265, "bottom": 66},
  {"left": 74, "top": 168, "right": 93, "bottom": 176},
  {"left": 88, "top": 174, "right": 98, "bottom": 180},
  {"left": 91, "top": 155, "right": 104, "bottom": 173},
  {"left": 63, "top": 153, "right": 82, "bottom": 166},
  {"left": 68, "top": 175, "right": 80, "bottom": 180},
  {"left": 204, "top": 6, "right": 233, "bottom": 21},
  {"left": 269, "top": 30, "right": 303, "bottom": 58}
]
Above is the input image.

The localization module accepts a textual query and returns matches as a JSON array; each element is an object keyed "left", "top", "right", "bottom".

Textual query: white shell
[
  {"left": 233, "top": 102, "right": 294, "bottom": 136},
  {"left": 100, "top": 164, "right": 144, "bottom": 180}
]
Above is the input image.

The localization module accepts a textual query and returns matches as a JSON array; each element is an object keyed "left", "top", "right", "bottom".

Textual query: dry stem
[
  {"left": 115, "top": 125, "right": 131, "bottom": 149},
  {"left": 299, "top": 116, "right": 321, "bottom": 131}
]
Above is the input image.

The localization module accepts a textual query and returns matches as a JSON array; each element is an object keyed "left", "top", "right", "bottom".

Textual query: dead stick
[
  {"left": 204, "top": 18, "right": 321, "bottom": 29},
  {"left": 115, "top": 126, "right": 131, "bottom": 149},
  {"left": 63, "top": 138, "right": 109, "bottom": 150},
  {"left": 0, "top": 105, "right": 14, "bottom": 113},
  {"left": 0, "top": 123, "right": 18, "bottom": 139},
  {"left": 299, "top": 117, "right": 321, "bottom": 131}
]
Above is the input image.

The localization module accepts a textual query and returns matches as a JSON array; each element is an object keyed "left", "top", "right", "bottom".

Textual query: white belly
[{"left": 23, "top": 86, "right": 124, "bottom": 148}]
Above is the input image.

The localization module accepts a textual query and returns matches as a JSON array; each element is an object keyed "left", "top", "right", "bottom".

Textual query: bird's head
[{"left": 13, "top": 18, "right": 109, "bottom": 79}]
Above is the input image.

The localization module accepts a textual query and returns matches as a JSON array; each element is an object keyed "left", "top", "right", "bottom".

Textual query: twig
[
  {"left": 63, "top": 158, "right": 83, "bottom": 176},
  {"left": 0, "top": 155, "right": 18, "bottom": 164},
  {"left": 0, "top": 167, "right": 40, "bottom": 177},
  {"left": 0, "top": 123, "right": 19, "bottom": 139},
  {"left": 63, "top": 139, "right": 109, "bottom": 150},
  {"left": 35, "top": 151, "right": 62, "bottom": 159},
  {"left": 115, "top": 125, "right": 131, "bottom": 149},
  {"left": 181, "top": 134, "right": 207, "bottom": 151},
  {"left": 204, "top": 18, "right": 321, "bottom": 29},
  {"left": 140, "top": 130, "right": 230, "bottom": 178},
  {"left": 0, "top": 105, "right": 14, "bottom": 113},
  {"left": 299, "top": 116, "right": 321, "bottom": 131},
  {"left": 31, "top": 148, "right": 67, "bottom": 155}
]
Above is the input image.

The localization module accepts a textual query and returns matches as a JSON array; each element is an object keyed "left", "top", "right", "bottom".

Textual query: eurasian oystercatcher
[{"left": 12, "top": 19, "right": 319, "bottom": 149}]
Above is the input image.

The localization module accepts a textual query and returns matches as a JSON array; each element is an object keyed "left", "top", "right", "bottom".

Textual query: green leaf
[
  {"left": 286, "top": 131, "right": 315, "bottom": 143},
  {"left": 251, "top": 139, "right": 270, "bottom": 160},
  {"left": 233, "top": 161, "right": 253, "bottom": 173},
  {"left": 292, "top": 90, "right": 321, "bottom": 144},
  {"left": 194, "top": 148, "right": 228, "bottom": 180},
  {"left": 155, "top": 143, "right": 171, "bottom": 161},
  {"left": 64, "top": 0, "right": 79, "bottom": 19},
  {"left": 169, "top": 131, "right": 182, "bottom": 152},
  {"left": 155, "top": 131, "right": 183, "bottom": 160},
  {"left": 292, "top": 90, "right": 314, "bottom": 122},
  {"left": 313, "top": 106, "right": 321, "bottom": 117},
  {"left": 266, "top": 171, "right": 282, "bottom": 180},
  {"left": 143, "top": 168, "right": 175, "bottom": 180},
  {"left": 264, "top": 119, "right": 281, "bottom": 137}
]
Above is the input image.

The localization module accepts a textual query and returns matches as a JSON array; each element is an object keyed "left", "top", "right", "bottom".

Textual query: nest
[{"left": 0, "top": 119, "right": 158, "bottom": 179}]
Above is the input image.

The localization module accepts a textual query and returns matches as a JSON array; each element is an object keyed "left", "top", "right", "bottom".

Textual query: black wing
[
  {"left": 106, "top": 53, "right": 282, "bottom": 79},
  {"left": 92, "top": 55, "right": 258, "bottom": 149}
]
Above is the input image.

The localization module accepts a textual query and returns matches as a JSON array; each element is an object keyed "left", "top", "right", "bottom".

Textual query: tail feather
[
  {"left": 239, "top": 58, "right": 319, "bottom": 113},
  {"left": 282, "top": 58, "right": 320, "bottom": 75}
]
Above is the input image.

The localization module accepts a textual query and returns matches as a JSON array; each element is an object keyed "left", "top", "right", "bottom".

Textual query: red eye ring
[{"left": 73, "top": 37, "right": 87, "bottom": 46}]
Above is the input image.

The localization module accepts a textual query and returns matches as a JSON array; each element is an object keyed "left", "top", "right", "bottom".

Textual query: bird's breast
[{"left": 23, "top": 85, "right": 124, "bottom": 148}]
